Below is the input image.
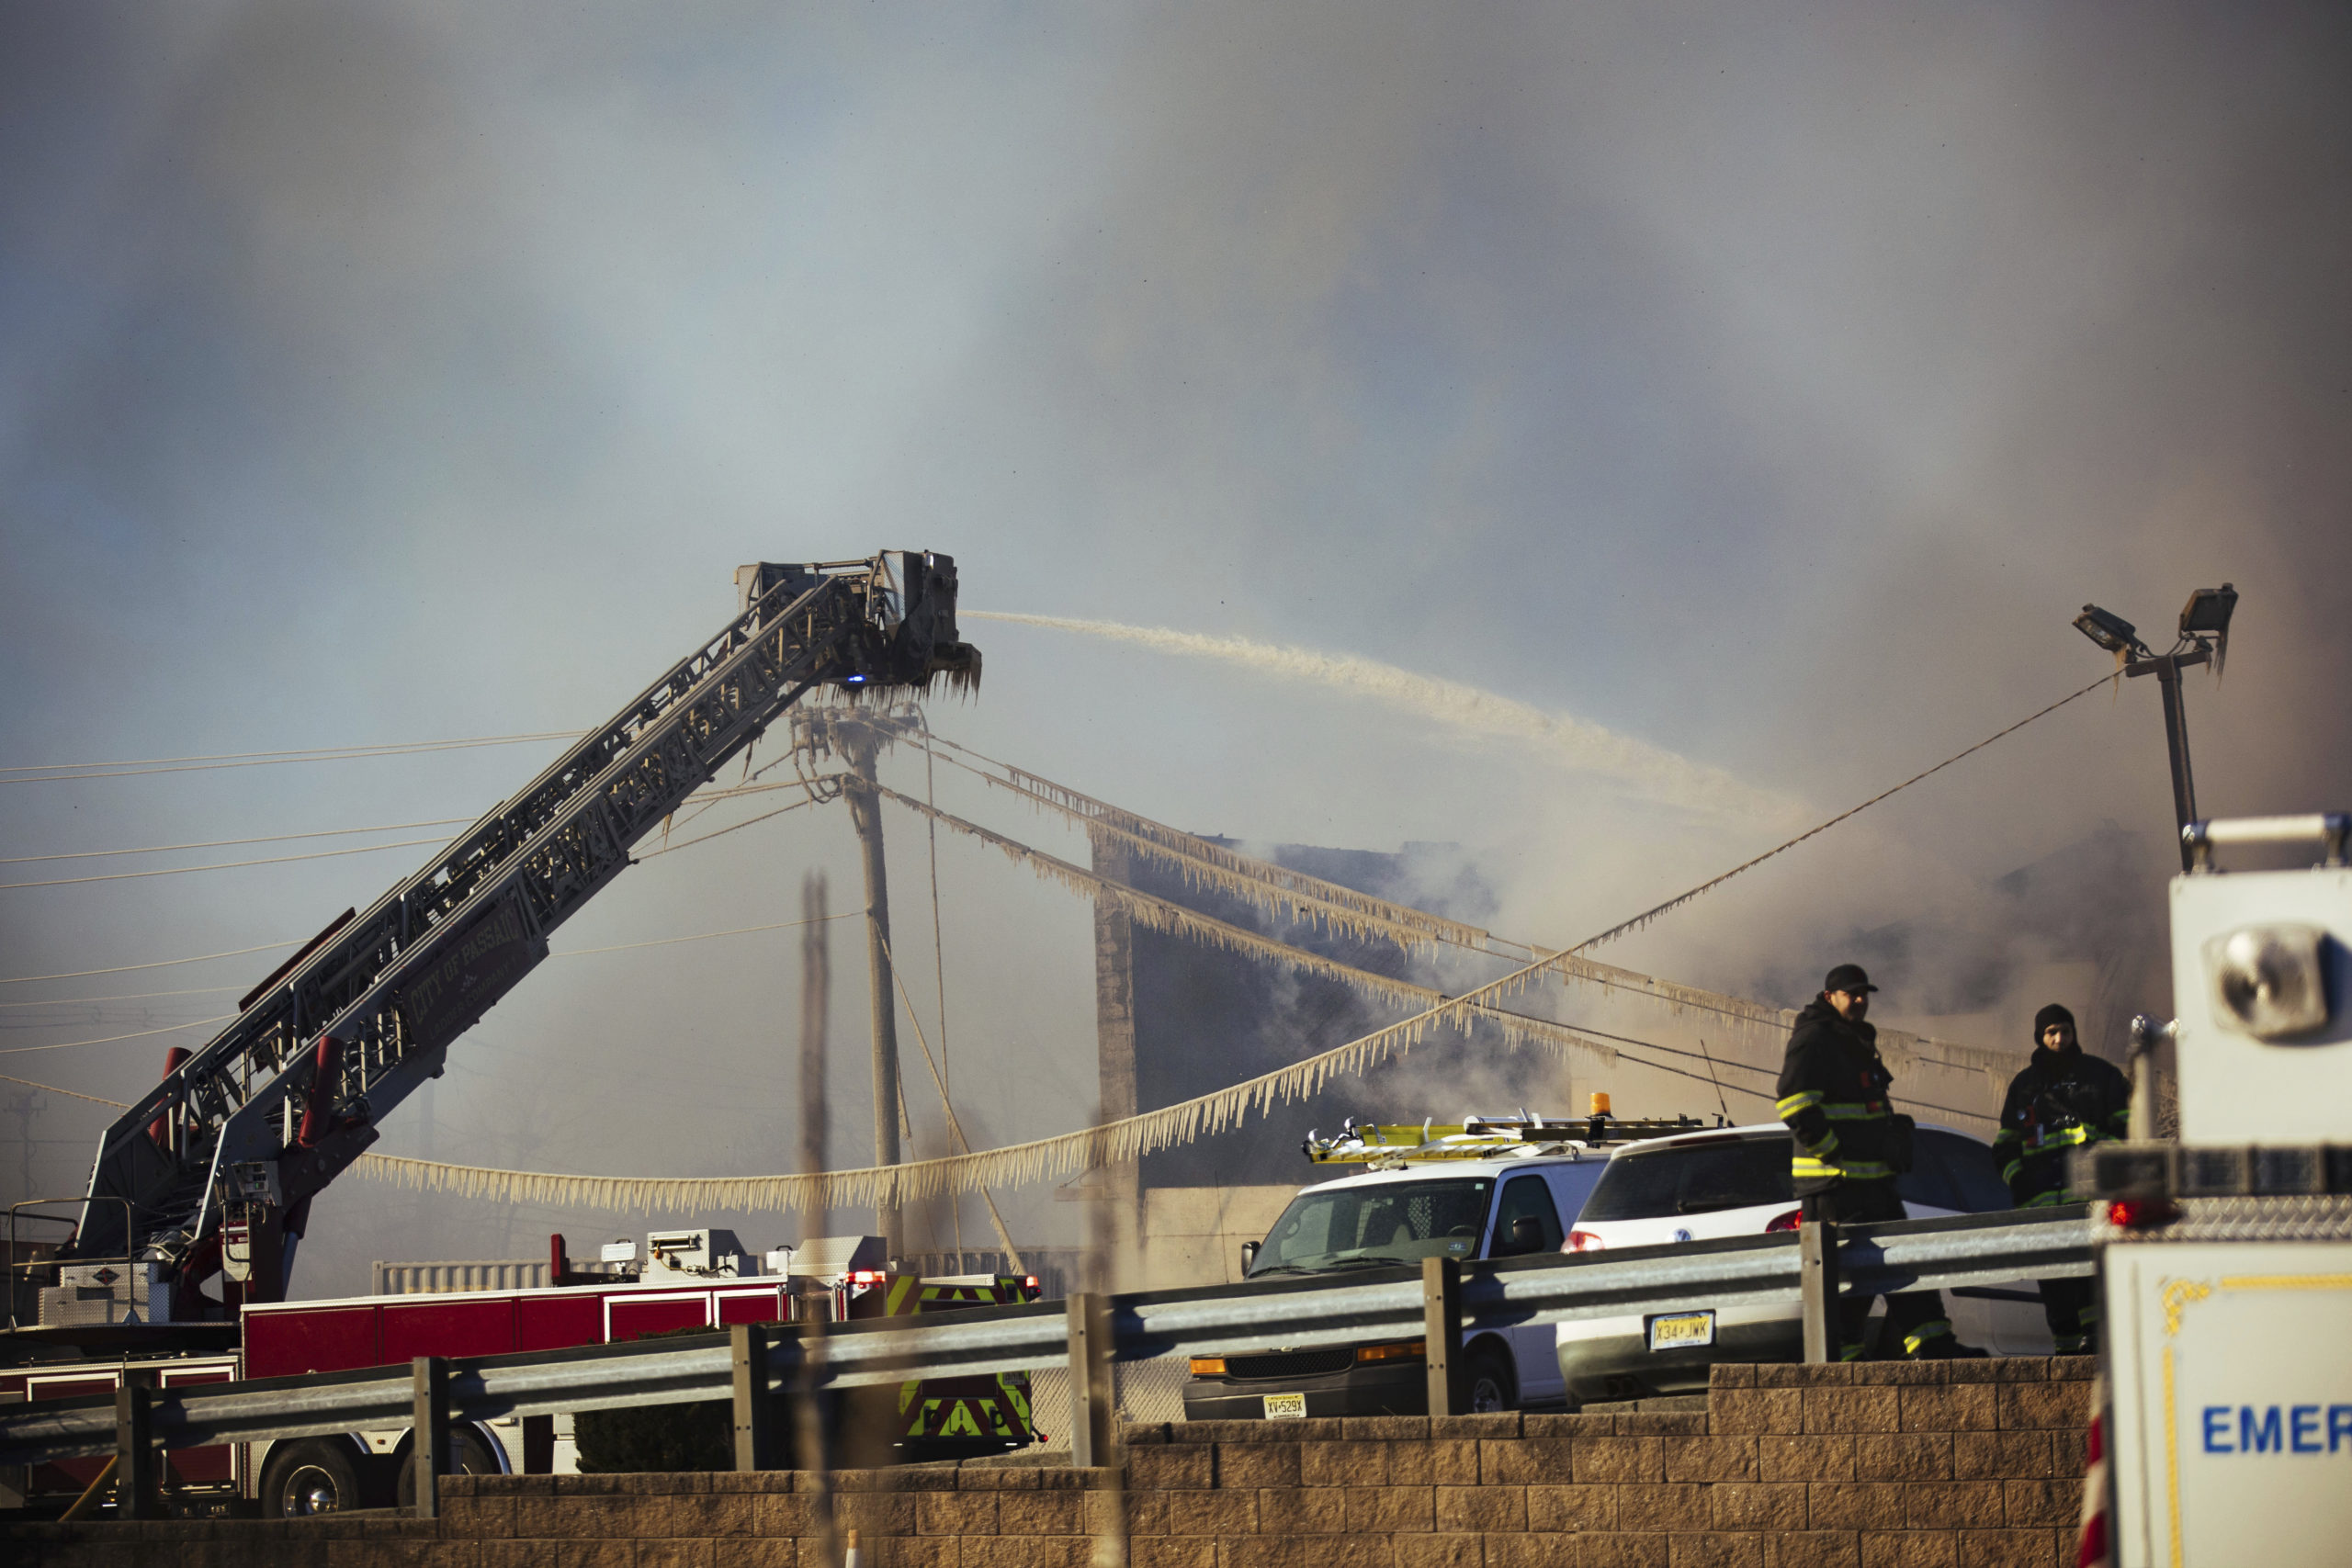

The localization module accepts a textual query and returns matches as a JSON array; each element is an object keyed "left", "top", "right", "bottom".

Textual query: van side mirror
[
  {"left": 1502, "top": 1216, "right": 1544, "bottom": 1256},
  {"left": 1239, "top": 1240, "right": 1261, "bottom": 1275}
]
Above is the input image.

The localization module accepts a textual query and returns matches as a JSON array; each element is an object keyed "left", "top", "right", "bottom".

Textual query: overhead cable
[
  {"left": 638, "top": 792, "right": 824, "bottom": 860},
  {"left": 0, "top": 1073, "right": 131, "bottom": 1109},
  {"left": 0, "top": 941, "right": 304, "bottom": 987},
  {"left": 548, "top": 910, "right": 863, "bottom": 959},
  {"left": 867, "top": 777, "right": 1996, "bottom": 1125},
  {"left": 0, "top": 1015, "right": 237, "bottom": 1055},
  {"left": 914, "top": 730, "right": 2027, "bottom": 1082},
  {"left": 0, "top": 818, "right": 477, "bottom": 866},
  {"left": 1561, "top": 670, "right": 2124, "bottom": 953},
  {"left": 0, "top": 917, "right": 866, "bottom": 1052},
  {"left": 0, "top": 835, "right": 454, "bottom": 891},
  {"left": 2, "top": 729, "right": 582, "bottom": 785},
  {"left": 0, "top": 986, "right": 240, "bottom": 1011}
]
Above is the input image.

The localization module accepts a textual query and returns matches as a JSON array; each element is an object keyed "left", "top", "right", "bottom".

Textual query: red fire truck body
[
  {"left": 1, "top": 1355, "right": 240, "bottom": 1505},
  {"left": 241, "top": 1273, "right": 807, "bottom": 1379},
  {"left": 3, "top": 1256, "right": 1036, "bottom": 1516}
]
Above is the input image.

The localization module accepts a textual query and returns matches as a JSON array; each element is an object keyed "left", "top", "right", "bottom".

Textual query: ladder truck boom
[{"left": 61, "top": 552, "right": 977, "bottom": 1312}]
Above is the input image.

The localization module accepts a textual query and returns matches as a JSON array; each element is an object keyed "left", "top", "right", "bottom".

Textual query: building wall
[
  {"left": 1136, "top": 1186, "right": 1300, "bottom": 1290},
  {"left": 6, "top": 1359, "right": 2095, "bottom": 1568}
]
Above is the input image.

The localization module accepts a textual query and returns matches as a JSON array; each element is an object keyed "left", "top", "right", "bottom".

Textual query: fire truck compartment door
[
  {"left": 2106, "top": 1238, "right": 2352, "bottom": 1566},
  {"left": 517, "top": 1292, "right": 603, "bottom": 1352},
  {"left": 715, "top": 1287, "right": 787, "bottom": 1325},
  {"left": 157, "top": 1366, "right": 237, "bottom": 1483},
  {"left": 607, "top": 1292, "right": 710, "bottom": 1341},
  {"left": 383, "top": 1297, "right": 517, "bottom": 1364},
  {"left": 244, "top": 1304, "right": 378, "bottom": 1379}
]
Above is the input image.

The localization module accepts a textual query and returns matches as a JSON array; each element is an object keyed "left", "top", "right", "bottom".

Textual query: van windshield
[{"left": 1248, "top": 1179, "right": 1494, "bottom": 1277}]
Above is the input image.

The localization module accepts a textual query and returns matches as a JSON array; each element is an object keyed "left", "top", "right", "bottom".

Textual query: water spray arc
[{"left": 964, "top": 611, "right": 1795, "bottom": 825}]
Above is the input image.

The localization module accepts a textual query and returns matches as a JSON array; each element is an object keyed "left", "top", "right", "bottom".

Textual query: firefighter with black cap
[
  {"left": 1775, "top": 963, "right": 1984, "bottom": 1360},
  {"left": 1995, "top": 1003, "right": 2130, "bottom": 1354}
]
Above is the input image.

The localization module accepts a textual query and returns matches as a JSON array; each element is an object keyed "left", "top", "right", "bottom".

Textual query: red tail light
[
  {"left": 1765, "top": 1209, "right": 1803, "bottom": 1234},
  {"left": 1566, "top": 1230, "right": 1605, "bottom": 1252},
  {"left": 2107, "top": 1198, "right": 2179, "bottom": 1230}
]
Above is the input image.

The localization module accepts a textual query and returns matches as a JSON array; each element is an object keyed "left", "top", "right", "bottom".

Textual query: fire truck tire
[
  {"left": 395, "top": 1426, "right": 503, "bottom": 1506},
  {"left": 259, "top": 1439, "right": 366, "bottom": 1517},
  {"left": 1463, "top": 1345, "right": 1517, "bottom": 1414}
]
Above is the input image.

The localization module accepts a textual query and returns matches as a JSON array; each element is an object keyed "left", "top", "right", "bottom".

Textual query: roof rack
[{"left": 1303, "top": 1110, "right": 1721, "bottom": 1166}]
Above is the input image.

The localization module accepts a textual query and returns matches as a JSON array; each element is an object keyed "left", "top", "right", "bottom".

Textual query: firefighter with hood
[
  {"left": 1995, "top": 1003, "right": 2130, "bottom": 1353},
  {"left": 1776, "top": 963, "right": 1983, "bottom": 1360}
]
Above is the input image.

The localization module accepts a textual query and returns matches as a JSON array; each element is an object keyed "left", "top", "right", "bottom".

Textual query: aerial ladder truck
[
  {"left": 17, "top": 553, "right": 972, "bottom": 1334},
  {"left": 0, "top": 553, "right": 1036, "bottom": 1513}
]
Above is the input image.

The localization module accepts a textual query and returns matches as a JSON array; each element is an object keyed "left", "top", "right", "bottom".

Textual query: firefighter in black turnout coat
[
  {"left": 1996, "top": 1003, "right": 2130, "bottom": 1353},
  {"left": 1775, "top": 964, "right": 1983, "bottom": 1360}
]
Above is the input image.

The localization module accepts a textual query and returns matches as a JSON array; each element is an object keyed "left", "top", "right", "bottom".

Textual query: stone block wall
[{"left": 1, "top": 1359, "right": 2095, "bottom": 1568}]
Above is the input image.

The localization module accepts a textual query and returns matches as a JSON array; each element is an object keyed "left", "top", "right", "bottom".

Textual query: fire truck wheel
[
  {"left": 1463, "top": 1346, "right": 1517, "bottom": 1414},
  {"left": 396, "top": 1427, "right": 503, "bottom": 1506},
  {"left": 260, "top": 1439, "right": 364, "bottom": 1517}
]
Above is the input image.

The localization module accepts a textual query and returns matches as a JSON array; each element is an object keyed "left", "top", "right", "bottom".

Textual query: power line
[
  {"left": 0, "top": 986, "right": 241, "bottom": 1011},
  {"left": 1, "top": 730, "right": 582, "bottom": 785},
  {"left": 548, "top": 910, "right": 862, "bottom": 959},
  {"left": 637, "top": 793, "right": 821, "bottom": 860},
  {"left": 0, "top": 1015, "right": 235, "bottom": 1055},
  {"left": 0, "top": 834, "right": 453, "bottom": 891},
  {"left": 0, "top": 817, "right": 477, "bottom": 866},
  {"left": 1564, "top": 670, "right": 2124, "bottom": 954},
  {"left": 0, "top": 1073, "right": 128, "bottom": 1109},
  {"left": 0, "top": 916, "right": 868, "bottom": 1057},
  {"left": 1569, "top": 1019, "right": 1995, "bottom": 1124},
  {"left": 0, "top": 940, "right": 303, "bottom": 987},
  {"left": 0, "top": 729, "right": 584, "bottom": 774}
]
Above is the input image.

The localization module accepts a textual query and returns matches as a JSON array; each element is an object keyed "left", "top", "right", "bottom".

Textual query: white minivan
[{"left": 1554, "top": 1122, "right": 2053, "bottom": 1404}]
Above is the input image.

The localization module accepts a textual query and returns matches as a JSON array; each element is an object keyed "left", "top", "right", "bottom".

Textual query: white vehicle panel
[
  {"left": 2107, "top": 1239, "right": 2352, "bottom": 1568},
  {"left": 1555, "top": 1123, "right": 2053, "bottom": 1383}
]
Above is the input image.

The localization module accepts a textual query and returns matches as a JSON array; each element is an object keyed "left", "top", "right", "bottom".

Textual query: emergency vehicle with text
[{"left": 2078, "top": 811, "right": 2352, "bottom": 1567}]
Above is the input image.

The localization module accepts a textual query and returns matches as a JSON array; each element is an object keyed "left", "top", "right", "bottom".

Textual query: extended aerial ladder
[{"left": 56, "top": 553, "right": 977, "bottom": 1320}]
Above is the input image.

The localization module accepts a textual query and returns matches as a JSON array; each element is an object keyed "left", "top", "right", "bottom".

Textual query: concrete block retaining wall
[{"left": 2, "top": 1359, "right": 2095, "bottom": 1568}]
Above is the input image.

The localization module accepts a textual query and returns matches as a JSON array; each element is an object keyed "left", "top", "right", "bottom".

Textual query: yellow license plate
[
  {"left": 1262, "top": 1392, "right": 1307, "bottom": 1419},
  {"left": 1646, "top": 1311, "right": 1715, "bottom": 1351}
]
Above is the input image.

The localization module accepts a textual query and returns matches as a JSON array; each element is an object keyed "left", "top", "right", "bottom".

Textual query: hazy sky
[{"left": 4, "top": 2, "right": 2347, "bottom": 1291}]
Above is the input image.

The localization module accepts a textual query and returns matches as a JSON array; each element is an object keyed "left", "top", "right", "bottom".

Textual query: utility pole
[
  {"left": 1089, "top": 827, "right": 1142, "bottom": 1284},
  {"left": 799, "top": 871, "right": 831, "bottom": 1237},
  {"left": 843, "top": 728, "right": 903, "bottom": 1254}
]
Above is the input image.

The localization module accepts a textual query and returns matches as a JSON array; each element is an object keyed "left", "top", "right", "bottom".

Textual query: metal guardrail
[{"left": 0, "top": 1204, "right": 2092, "bottom": 1471}]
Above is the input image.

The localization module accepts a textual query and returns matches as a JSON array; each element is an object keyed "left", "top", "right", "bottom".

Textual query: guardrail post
[
  {"left": 1799, "top": 1220, "right": 1839, "bottom": 1364},
  {"left": 521, "top": 1414, "right": 555, "bottom": 1473},
  {"left": 733, "top": 1323, "right": 779, "bottom": 1471},
  {"left": 114, "top": 1372, "right": 158, "bottom": 1519},
  {"left": 411, "top": 1356, "right": 449, "bottom": 1520},
  {"left": 1422, "top": 1257, "right": 1461, "bottom": 1417},
  {"left": 1067, "top": 1292, "right": 1114, "bottom": 1468}
]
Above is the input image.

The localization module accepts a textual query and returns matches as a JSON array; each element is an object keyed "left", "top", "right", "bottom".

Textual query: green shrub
[{"left": 571, "top": 1326, "right": 733, "bottom": 1473}]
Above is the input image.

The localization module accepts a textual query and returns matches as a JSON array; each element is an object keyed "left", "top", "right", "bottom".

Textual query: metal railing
[
  {"left": 0, "top": 1203, "right": 2094, "bottom": 1481},
  {"left": 7, "top": 1198, "right": 138, "bottom": 1335}
]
